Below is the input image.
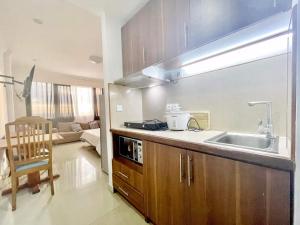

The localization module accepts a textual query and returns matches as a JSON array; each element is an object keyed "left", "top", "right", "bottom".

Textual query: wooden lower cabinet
[
  {"left": 144, "top": 141, "right": 187, "bottom": 225},
  {"left": 113, "top": 175, "right": 144, "bottom": 213},
  {"left": 144, "top": 141, "right": 291, "bottom": 225}
]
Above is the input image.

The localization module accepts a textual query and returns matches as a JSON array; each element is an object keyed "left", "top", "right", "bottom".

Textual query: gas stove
[{"left": 124, "top": 120, "right": 168, "bottom": 131}]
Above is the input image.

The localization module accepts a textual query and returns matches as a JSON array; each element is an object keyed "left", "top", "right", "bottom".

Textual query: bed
[{"left": 80, "top": 128, "right": 101, "bottom": 156}]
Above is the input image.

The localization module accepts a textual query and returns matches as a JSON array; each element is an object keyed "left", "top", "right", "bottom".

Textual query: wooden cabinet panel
[
  {"left": 121, "top": 0, "right": 292, "bottom": 77},
  {"left": 131, "top": 10, "right": 145, "bottom": 74},
  {"left": 186, "top": 151, "right": 207, "bottom": 225},
  {"left": 189, "top": 0, "right": 240, "bottom": 50},
  {"left": 237, "top": 162, "right": 268, "bottom": 225},
  {"left": 204, "top": 154, "right": 237, "bottom": 225},
  {"left": 186, "top": 150, "right": 291, "bottom": 225},
  {"left": 187, "top": 151, "right": 237, "bottom": 225},
  {"left": 121, "top": 23, "right": 132, "bottom": 77},
  {"left": 162, "top": 0, "right": 189, "bottom": 60},
  {"left": 238, "top": 0, "right": 291, "bottom": 26},
  {"left": 143, "top": 0, "right": 163, "bottom": 67},
  {"left": 112, "top": 159, "right": 144, "bottom": 193},
  {"left": 144, "top": 141, "right": 187, "bottom": 225},
  {"left": 189, "top": 0, "right": 292, "bottom": 50},
  {"left": 113, "top": 175, "right": 144, "bottom": 213},
  {"left": 121, "top": 0, "right": 163, "bottom": 76}
]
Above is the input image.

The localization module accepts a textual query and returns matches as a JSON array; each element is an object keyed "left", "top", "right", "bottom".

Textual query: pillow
[
  {"left": 58, "top": 122, "right": 74, "bottom": 132},
  {"left": 71, "top": 123, "right": 83, "bottom": 132},
  {"left": 89, "top": 121, "right": 99, "bottom": 129},
  {"left": 79, "top": 122, "right": 90, "bottom": 130}
]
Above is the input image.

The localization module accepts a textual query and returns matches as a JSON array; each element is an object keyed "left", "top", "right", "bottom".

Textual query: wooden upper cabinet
[
  {"left": 131, "top": 10, "right": 146, "bottom": 74},
  {"left": 144, "top": 141, "right": 187, "bottom": 225},
  {"left": 121, "top": 22, "right": 132, "bottom": 77},
  {"left": 188, "top": 0, "right": 292, "bottom": 50},
  {"left": 188, "top": 0, "right": 241, "bottom": 50},
  {"left": 122, "top": 0, "right": 292, "bottom": 76},
  {"left": 143, "top": 0, "right": 164, "bottom": 67},
  {"left": 162, "top": 0, "right": 189, "bottom": 61},
  {"left": 121, "top": 0, "right": 163, "bottom": 77}
]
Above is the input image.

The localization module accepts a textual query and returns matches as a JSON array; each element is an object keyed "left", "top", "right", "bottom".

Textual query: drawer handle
[
  {"left": 118, "top": 171, "right": 129, "bottom": 179},
  {"left": 118, "top": 186, "right": 129, "bottom": 196}
]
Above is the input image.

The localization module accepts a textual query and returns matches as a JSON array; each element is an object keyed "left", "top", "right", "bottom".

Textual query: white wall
[
  {"left": 143, "top": 54, "right": 291, "bottom": 137},
  {"left": 3, "top": 50, "right": 15, "bottom": 123},
  {"left": 109, "top": 84, "right": 143, "bottom": 129},
  {"left": 101, "top": 12, "right": 123, "bottom": 189},
  {"left": 0, "top": 48, "right": 8, "bottom": 138}
]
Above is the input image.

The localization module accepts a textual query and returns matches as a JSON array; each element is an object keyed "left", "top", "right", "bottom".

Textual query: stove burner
[{"left": 124, "top": 119, "right": 168, "bottom": 131}]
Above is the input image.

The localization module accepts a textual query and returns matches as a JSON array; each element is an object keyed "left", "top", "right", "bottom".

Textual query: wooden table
[{"left": 0, "top": 133, "right": 63, "bottom": 196}]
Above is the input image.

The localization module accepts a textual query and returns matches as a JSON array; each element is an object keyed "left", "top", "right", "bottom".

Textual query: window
[
  {"left": 31, "top": 82, "right": 98, "bottom": 123},
  {"left": 71, "top": 86, "right": 94, "bottom": 122},
  {"left": 31, "top": 82, "right": 54, "bottom": 119}
]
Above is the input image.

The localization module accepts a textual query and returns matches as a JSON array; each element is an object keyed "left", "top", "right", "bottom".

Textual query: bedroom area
[{"left": 0, "top": 1, "right": 122, "bottom": 223}]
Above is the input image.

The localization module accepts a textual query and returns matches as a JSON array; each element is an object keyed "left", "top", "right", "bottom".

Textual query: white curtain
[
  {"left": 71, "top": 86, "right": 94, "bottom": 122},
  {"left": 31, "top": 82, "right": 55, "bottom": 119}
]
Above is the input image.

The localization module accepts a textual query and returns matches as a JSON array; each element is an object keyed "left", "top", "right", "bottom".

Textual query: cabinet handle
[
  {"left": 179, "top": 154, "right": 184, "bottom": 183},
  {"left": 187, "top": 155, "right": 193, "bottom": 187},
  {"left": 184, "top": 22, "right": 188, "bottom": 49},
  {"left": 118, "top": 186, "right": 129, "bottom": 196},
  {"left": 118, "top": 171, "right": 129, "bottom": 179},
  {"left": 142, "top": 47, "right": 145, "bottom": 66}
]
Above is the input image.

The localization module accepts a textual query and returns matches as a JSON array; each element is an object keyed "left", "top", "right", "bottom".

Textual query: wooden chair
[{"left": 5, "top": 116, "right": 54, "bottom": 211}]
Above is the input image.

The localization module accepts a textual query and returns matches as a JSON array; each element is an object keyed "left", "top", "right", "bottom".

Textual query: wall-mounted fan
[{"left": 0, "top": 65, "right": 35, "bottom": 99}]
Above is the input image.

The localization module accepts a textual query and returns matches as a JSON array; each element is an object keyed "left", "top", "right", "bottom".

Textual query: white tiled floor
[{"left": 0, "top": 142, "right": 147, "bottom": 225}]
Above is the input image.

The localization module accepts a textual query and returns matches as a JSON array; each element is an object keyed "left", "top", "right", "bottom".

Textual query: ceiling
[
  {"left": 66, "top": 0, "right": 149, "bottom": 24},
  {"left": 0, "top": 0, "right": 146, "bottom": 81}
]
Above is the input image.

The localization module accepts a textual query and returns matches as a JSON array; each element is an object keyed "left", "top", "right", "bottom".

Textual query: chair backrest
[{"left": 5, "top": 116, "right": 53, "bottom": 172}]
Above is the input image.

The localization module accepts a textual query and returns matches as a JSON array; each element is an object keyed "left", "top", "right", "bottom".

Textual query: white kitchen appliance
[{"left": 165, "top": 110, "right": 191, "bottom": 131}]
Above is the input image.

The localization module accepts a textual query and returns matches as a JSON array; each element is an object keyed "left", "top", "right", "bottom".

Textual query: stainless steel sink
[{"left": 205, "top": 132, "right": 279, "bottom": 153}]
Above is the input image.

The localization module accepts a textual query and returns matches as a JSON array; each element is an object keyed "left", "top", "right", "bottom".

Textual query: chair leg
[
  {"left": 11, "top": 176, "right": 17, "bottom": 211},
  {"left": 48, "top": 168, "right": 54, "bottom": 195},
  {"left": 16, "top": 177, "right": 19, "bottom": 189}
]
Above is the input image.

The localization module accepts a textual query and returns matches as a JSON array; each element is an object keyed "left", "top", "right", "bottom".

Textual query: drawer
[
  {"left": 112, "top": 159, "right": 144, "bottom": 193},
  {"left": 113, "top": 175, "right": 144, "bottom": 214}
]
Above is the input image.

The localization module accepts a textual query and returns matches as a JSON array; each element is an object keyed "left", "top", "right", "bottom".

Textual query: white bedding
[{"left": 80, "top": 128, "right": 101, "bottom": 156}]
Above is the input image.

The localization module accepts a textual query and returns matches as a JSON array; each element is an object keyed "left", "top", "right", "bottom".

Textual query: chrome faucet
[{"left": 248, "top": 101, "right": 274, "bottom": 138}]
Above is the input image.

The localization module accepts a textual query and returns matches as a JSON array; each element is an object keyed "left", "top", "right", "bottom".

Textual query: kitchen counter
[{"left": 111, "top": 127, "right": 294, "bottom": 172}]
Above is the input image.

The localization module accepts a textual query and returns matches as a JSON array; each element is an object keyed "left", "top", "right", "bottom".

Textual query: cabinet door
[
  {"left": 131, "top": 10, "right": 146, "bottom": 74},
  {"left": 162, "top": 0, "right": 189, "bottom": 60},
  {"left": 189, "top": 0, "right": 292, "bottom": 50},
  {"left": 238, "top": 0, "right": 292, "bottom": 26},
  {"left": 143, "top": 0, "right": 163, "bottom": 67},
  {"left": 189, "top": 0, "right": 239, "bottom": 50},
  {"left": 187, "top": 151, "right": 237, "bottom": 225},
  {"left": 144, "top": 141, "right": 187, "bottom": 225},
  {"left": 237, "top": 162, "right": 290, "bottom": 225},
  {"left": 187, "top": 151, "right": 291, "bottom": 225},
  {"left": 121, "top": 23, "right": 132, "bottom": 77}
]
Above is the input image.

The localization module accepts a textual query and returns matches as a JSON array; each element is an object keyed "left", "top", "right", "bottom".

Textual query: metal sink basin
[{"left": 205, "top": 132, "right": 279, "bottom": 153}]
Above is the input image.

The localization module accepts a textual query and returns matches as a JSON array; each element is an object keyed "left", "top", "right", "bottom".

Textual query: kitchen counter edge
[{"left": 110, "top": 128, "right": 295, "bottom": 172}]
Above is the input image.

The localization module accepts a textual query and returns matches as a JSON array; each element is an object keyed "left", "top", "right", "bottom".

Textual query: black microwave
[{"left": 119, "top": 136, "right": 143, "bottom": 164}]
